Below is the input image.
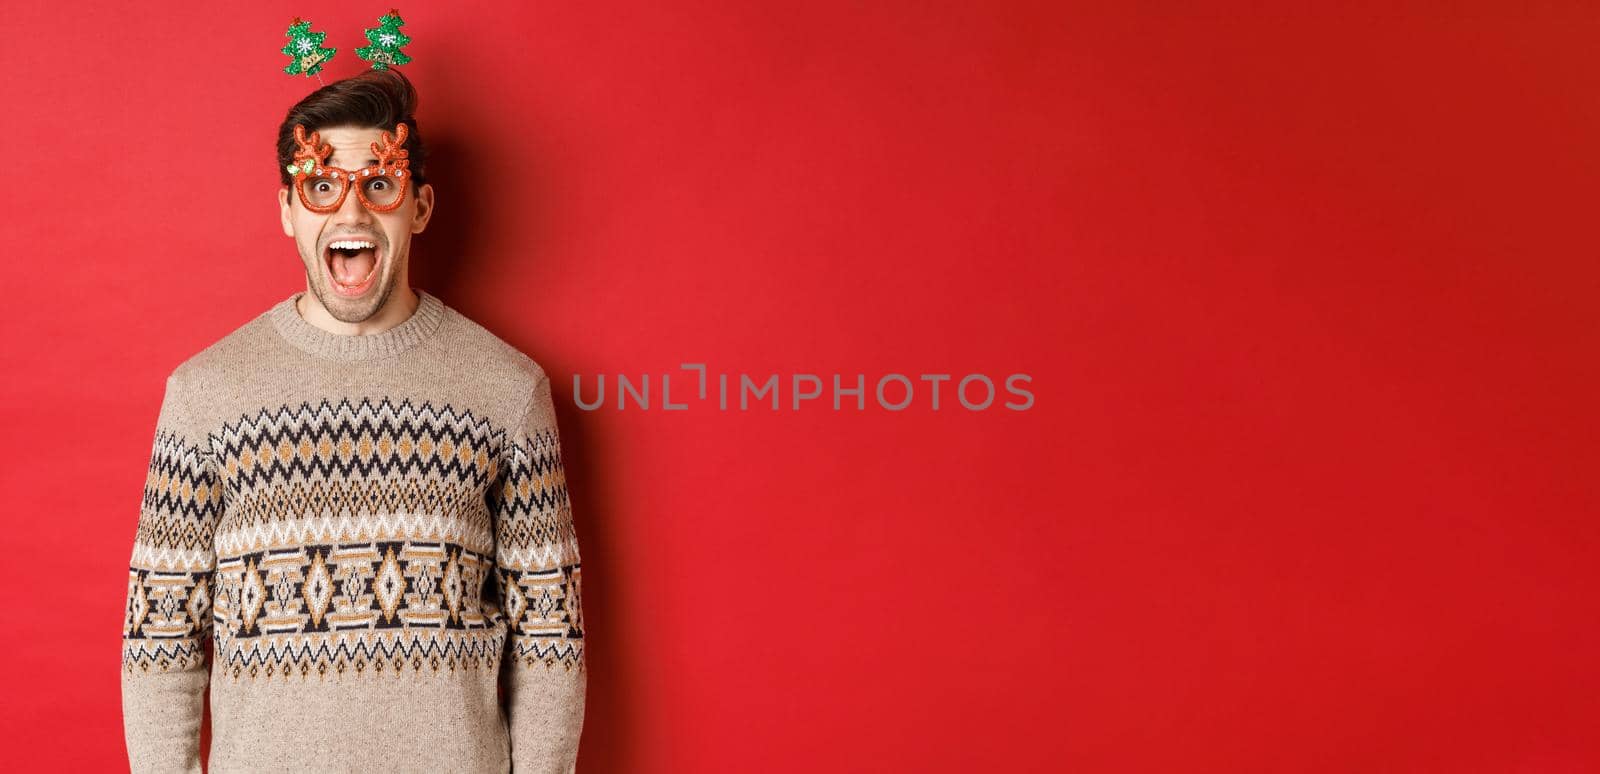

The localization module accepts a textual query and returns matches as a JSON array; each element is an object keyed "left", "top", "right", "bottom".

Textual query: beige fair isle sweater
[{"left": 120, "top": 289, "right": 586, "bottom": 773}]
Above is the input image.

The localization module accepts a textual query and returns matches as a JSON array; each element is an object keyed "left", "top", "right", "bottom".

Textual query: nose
[{"left": 332, "top": 174, "right": 374, "bottom": 225}]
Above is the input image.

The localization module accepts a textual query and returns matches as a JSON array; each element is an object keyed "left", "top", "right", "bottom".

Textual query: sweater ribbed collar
[{"left": 269, "top": 289, "right": 446, "bottom": 361}]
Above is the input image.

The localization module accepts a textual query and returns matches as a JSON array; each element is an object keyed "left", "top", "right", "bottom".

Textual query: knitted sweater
[{"left": 120, "top": 289, "right": 586, "bottom": 773}]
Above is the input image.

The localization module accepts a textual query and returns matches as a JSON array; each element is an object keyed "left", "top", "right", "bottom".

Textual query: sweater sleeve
[
  {"left": 492, "top": 370, "right": 588, "bottom": 773},
  {"left": 121, "top": 373, "right": 222, "bottom": 774}
]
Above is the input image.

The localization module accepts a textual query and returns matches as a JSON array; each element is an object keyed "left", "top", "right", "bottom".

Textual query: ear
[
  {"left": 278, "top": 187, "right": 295, "bottom": 237},
  {"left": 410, "top": 182, "right": 435, "bottom": 234}
]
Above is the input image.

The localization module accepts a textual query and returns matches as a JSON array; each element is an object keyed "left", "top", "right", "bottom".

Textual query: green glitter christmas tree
[
  {"left": 356, "top": 10, "right": 413, "bottom": 70},
  {"left": 282, "top": 17, "right": 337, "bottom": 77}
]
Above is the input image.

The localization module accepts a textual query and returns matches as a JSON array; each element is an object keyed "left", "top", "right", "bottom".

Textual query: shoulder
[
  {"left": 143, "top": 304, "right": 274, "bottom": 441},
  {"left": 433, "top": 302, "right": 557, "bottom": 430},
  {"left": 163, "top": 304, "right": 282, "bottom": 394},
  {"left": 437, "top": 302, "right": 551, "bottom": 392}
]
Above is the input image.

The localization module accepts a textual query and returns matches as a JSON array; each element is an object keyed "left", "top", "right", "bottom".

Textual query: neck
[{"left": 297, "top": 284, "right": 420, "bottom": 336}]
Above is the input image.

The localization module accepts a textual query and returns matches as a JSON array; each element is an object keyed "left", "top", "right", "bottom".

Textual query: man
[{"left": 119, "top": 69, "right": 587, "bottom": 773}]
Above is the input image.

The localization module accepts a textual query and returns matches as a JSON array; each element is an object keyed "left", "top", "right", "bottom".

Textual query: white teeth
[{"left": 328, "top": 240, "right": 377, "bottom": 250}]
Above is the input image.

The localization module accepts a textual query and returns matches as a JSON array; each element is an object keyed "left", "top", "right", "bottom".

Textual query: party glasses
[{"left": 286, "top": 123, "right": 412, "bottom": 213}]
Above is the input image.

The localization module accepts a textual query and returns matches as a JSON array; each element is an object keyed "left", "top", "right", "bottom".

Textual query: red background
[{"left": 2, "top": 2, "right": 1597, "bottom": 772}]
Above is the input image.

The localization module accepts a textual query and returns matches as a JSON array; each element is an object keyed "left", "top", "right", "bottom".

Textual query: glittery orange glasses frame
[{"left": 286, "top": 123, "right": 412, "bottom": 214}]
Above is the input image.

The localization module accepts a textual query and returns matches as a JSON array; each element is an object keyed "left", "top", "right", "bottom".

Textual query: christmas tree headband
[{"left": 282, "top": 9, "right": 413, "bottom": 83}]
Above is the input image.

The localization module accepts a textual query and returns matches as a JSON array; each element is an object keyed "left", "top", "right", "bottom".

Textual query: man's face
[{"left": 277, "top": 124, "right": 435, "bottom": 323}]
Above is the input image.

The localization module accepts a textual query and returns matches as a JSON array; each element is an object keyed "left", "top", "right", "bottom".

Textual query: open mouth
[{"left": 323, "top": 237, "right": 382, "bottom": 297}]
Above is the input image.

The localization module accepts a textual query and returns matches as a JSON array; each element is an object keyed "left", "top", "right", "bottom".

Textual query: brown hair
[{"left": 275, "top": 68, "right": 428, "bottom": 188}]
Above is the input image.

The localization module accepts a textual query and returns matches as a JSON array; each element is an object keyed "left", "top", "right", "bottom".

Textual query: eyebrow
[{"left": 328, "top": 155, "right": 380, "bottom": 168}]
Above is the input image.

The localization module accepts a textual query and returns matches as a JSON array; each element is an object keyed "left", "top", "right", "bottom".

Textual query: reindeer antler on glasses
[
  {"left": 286, "top": 124, "right": 333, "bottom": 177},
  {"left": 370, "top": 123, "right": 411, "bottom": 176}
]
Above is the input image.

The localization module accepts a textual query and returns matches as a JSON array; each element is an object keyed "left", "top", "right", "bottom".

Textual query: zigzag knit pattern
[{"left": 123, "top": 396, "right": 584, "bottom": 681}]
